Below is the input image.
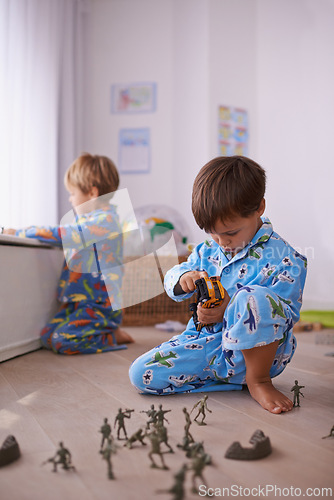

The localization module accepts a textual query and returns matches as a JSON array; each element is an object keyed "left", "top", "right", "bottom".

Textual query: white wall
[
  {"left": 85, "top": 0, "right": 334, "bottom": 309},
  {"left": 170, "top": 0, "right": 210, "bottom": 245},
  {"left": 85, "top": 0, "right": 175, "bottom": 212},
  {"left": 256, "top": 0, "right": 334, "bottom": 309}
]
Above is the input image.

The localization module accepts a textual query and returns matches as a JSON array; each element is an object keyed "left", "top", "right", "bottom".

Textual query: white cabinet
[{"left": 0, "top": 236, "right": 63, "bottom": 361}]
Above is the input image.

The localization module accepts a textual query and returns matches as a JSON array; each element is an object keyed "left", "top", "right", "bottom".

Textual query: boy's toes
[
  {"left": 264, "top": 396, "right": 293, "bottom": 414},
  {"left": 280, "top": 396, "right": 293, "bottom": 411},
  {"left": 284, "top": 401, "right": 293, "bottom": 411},
  {"left": 270, "top": 398, "right": 293, "bottom": 413},
  {"left": 266, "top": 402, "right": 283, "bottom": 414}
]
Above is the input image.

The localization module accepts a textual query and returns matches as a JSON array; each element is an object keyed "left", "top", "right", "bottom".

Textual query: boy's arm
[
  {"left": 164, "top": 243, "right": 205, "bottom": 302},
  {"left": 269, "top": 252, "right": 307, "bottom": 324},
  {"left": 15, "top": 225, "right": 62, "bottom": 245},
  {"left": 2, "top": 228, "right": 16, "bottom": 235},
  {"left": 15, "top": 207, "right": 119, "bottom": 252},
  {"left": 14, "top": 217, "right": 95, "bottom": 248}
]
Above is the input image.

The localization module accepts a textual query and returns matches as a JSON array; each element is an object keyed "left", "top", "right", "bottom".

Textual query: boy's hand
[
  {"left": 179, "top": 270, "right": 208, "bottom": 293},
  {"left": 2, "top": 228, "right": 16, "bottom": 235},
  {"left": 197, "top": 289, "right": 231, "bottom": 324}
]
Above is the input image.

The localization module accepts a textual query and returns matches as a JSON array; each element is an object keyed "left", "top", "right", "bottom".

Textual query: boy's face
[
  {"left": 209, "top": 199, "right": 265, "bottom": 256},
  {"left": 67, "top": 184, "right": 97, "bottom": 212}
]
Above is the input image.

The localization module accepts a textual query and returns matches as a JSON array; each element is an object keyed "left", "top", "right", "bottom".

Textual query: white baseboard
[{"left": 0, "top": 339, "right": 42, "bottom": 363}]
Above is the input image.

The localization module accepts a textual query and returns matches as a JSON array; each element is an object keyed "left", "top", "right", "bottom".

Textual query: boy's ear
[
  {"left": 258, "top": 198, "right": 266, "bottom": 216},
  {"left": 89, "top": 186, "right": 99, "bottom": 199}
]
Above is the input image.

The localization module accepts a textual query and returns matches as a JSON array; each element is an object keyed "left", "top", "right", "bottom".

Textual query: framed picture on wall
[
  {"left": 118, "top": 128, "right": 150, "bottom": 174},
  {"left": 111, "top": 82, "right": 157, "bottom": 114},
  {"left": 218, "top": 105, "right": 248, "bottom": 156}
]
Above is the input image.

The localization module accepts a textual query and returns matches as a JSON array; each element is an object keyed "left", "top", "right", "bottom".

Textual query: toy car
[{"left": 190, "top": 276, "right": 225, "bottom": 331}]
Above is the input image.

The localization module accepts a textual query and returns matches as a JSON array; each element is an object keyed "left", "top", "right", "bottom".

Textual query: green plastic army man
[
  {"left": 101, "top": 437, "right": 117, "bottom": 479},
  {"left": 114, "top": 408, "right": 134, "bottom": 440},
  {"left": 42, "top": 442, "right": 76, "bottom": 472},
  {"left": 290, "top": 380, "right": 305, "bottom": 407},
  {"left": 99, "top": 417, "right": 112, "bottom": 449},
  {"left": 191, "top": 395, "right": 212, "bottom": 425}
]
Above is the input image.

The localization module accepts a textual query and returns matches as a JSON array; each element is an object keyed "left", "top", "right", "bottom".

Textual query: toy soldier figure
[
  {"left": 177, "top": 433, "right": 193, "bottom": 452},
  {"left": 190, "top": 453, "right": 208, "bottom": 494},
  {"left": 156, "top": 404, "right": 171, "bottom": 427},
  {"left": 99, "top": 417, "right": 112, "bottom": 449},
  {"left": 186, "top": 441, "right": 205, "bottom": 459},
  {"left": 157, "top": 463, "right": 187, "bottom": 500},
  {"left": 322, "top": 425, "right": 334, "bottom": 439},
  {"left": 290, "top": 380, "right": 305, "bottom": 407},
  {"left": 183, "top": 407, "right": 194, "bottom": 442},
  {"left": 146, "top": 427, "right": 169, "bottom": 470},
  {"left": 169, "top": 464, "right": 187, "bottom": 500},
  {"left": 190, "top": 395, "right": 212, "bottom": 425},
  {"left": 124, "top": 428, "right": 147, "bottom": 449},
  {"left": 186, "top": 441, "right": 212, "bottom": 465},
  {"left": 155, "top": 422, "right": 174, "bottom": 454},
  {"left": 42, "top": 442, "right": 76, "bottom": 472},
  {"left": 141, "top": 404, "right": 157, "bottom": 429},
  {"left": 114, "top": 408, "right": 134, "bottom": 440},
  {"left": 101, "top": 437, "right": 116, "bottom": 479},
  {"left": 177, "top": 408, "right": 195, "bottom": 451}
]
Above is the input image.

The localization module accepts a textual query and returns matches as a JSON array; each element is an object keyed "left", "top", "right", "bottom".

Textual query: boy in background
[
  {"left": 4, "top": 153, "right": 133, "bottom": 354},
  {"left": 129, "top": 156, "right": 307, "bottom": 414}
]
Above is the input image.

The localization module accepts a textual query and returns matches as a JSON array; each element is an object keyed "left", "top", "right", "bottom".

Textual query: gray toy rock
[
  {"left": 225, "top": 429, "right": 272, "bottom": 460},
  {"left": 0, "top": 435, "right": 21, "bottom": 467}
]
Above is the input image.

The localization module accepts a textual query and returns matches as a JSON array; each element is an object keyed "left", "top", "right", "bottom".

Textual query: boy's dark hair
[{"left": 192, "top": 156, "right": 266, "bottom": 232}]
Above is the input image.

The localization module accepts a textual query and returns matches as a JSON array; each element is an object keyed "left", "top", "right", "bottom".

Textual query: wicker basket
[{"left": 121, "top": 255, "right": 192, "bottom": 326}]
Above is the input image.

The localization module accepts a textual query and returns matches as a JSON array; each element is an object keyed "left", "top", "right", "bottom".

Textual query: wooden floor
[{"left": 1, "top": 327, "right": 333, "bottom": 500}]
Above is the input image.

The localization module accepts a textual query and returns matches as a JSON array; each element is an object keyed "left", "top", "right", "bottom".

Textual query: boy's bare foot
[
  {"left": 114, "top": 327, "right": 135, "bottom": 344},
  {"left": 247, "top": 379, "right": 293, "bottom": 414},
  {"left": 242, "top": 341, "right": 293, "bottom": 414}
]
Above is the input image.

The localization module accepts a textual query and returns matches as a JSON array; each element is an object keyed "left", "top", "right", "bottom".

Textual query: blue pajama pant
[
  {"left": 40, "top": 301, "right": 124, "bottom": 354},
  {"left": 129, "top": 286, "right": 296, "bottom": 394}
]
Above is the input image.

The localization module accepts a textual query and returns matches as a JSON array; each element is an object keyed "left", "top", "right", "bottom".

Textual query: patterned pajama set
[
  {"left": 129, "top": 218, "right": 307, "bottom": 394},
  {"left": 16, "top": 205, "right": 124, "bottom": 354}
]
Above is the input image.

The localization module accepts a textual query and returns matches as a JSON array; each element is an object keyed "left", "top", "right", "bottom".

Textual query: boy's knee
[
  {"left": 229, "top": 285, "right": 285, "bottom": 319},
  {"left": 128, "top": 357, "right": 148, "bottom": 392}
]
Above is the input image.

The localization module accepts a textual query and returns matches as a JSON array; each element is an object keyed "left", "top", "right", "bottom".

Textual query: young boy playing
[
  {"left": 4, "top": 153, "right": 133, "bottom": 354},
  {"left": 129, "top": 156, "right": 307, "bottom": 414}
]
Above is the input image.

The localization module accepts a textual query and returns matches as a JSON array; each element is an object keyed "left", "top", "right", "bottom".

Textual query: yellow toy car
[{"left": 190, "top": 276, "right": 225, "bottom": 331}]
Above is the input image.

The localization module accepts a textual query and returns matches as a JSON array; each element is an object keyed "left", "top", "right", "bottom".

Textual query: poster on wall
[
  {"left": 218, "top": 105, "right": 248, "bottom": 156},
  {"left": 111, "top": 82, "right": 157, "bottom": 114},
  {"left": 118, "top": 128, "right": 150, "bottom": 174}
]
